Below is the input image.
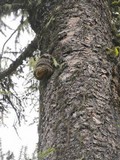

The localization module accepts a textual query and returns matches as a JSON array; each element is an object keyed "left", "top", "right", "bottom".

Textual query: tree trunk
[{"left": 29, "top": 0, "right": 120, "bottom": 159}]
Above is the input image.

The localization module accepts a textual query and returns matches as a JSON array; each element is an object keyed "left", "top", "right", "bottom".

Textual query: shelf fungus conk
[{"left": 34, "top": 54, "right": 54, "bottom": 80}]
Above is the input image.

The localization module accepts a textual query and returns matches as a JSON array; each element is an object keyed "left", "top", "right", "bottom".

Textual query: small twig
[
  {"left": 2, "top": 57, "right": 14, "bottom": 62},
  {"left": 2, "top": 24, "right": 21, "bottom": 55},
  {"left": 1, "top": 17, "right": 28, "bottom": 57},
  {"left": 1, "top": 51, "right": 20, "bottom": 54},
  {"left": 13, "top": 124, "right": 21, "bottom": 139}
]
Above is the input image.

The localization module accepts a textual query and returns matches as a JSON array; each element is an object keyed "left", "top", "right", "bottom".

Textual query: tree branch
[
  {"left": 0, "top": 0, "right": 14, "bottom": 5},
  {"left": 0, "top": 0, "right": 28, "bottom": 13},
  {"left": 0, "top": 0, "right": 25, "bottom": 6},
  {"left": 0, "top": 36, "right": 38, "bottom": 80}
]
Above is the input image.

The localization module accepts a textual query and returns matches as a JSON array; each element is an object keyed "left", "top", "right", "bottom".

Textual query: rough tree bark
[{"left": 29, "top": 0, "right": 120, "bottom": 159}]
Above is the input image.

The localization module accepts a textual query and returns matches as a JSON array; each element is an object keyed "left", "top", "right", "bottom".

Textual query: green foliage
[
  {"left": 38, "top": 147, "right": 56, "bottom": 160},
  {"left": 28, "top": 57, "right": 37, "bottom": 69},
  {"left": 28, "top": 56, "right": 39, "bottom": 70},
  {"left": 106, "top": 46, "right": 120, "bottom": 56},
  {"left": 52, "top": 57, "right": 60, "bottom": 68},
  {"left": 115, "top": 46, "right": 120, "bottom": 56},
  {"left": 111, "top": 0, "right": 120, "bottom": 6},
  {"left": 0, "top": 90, "right": 11, "bottom": 95}
]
